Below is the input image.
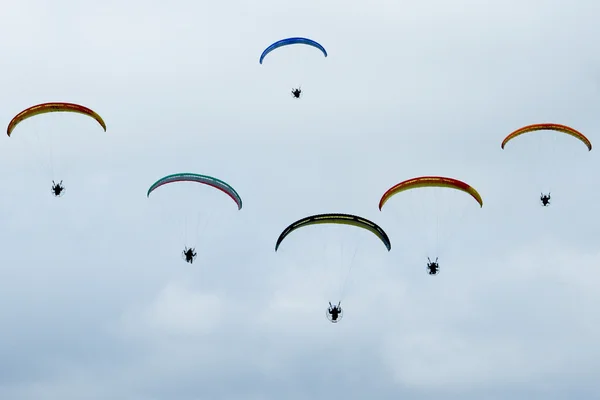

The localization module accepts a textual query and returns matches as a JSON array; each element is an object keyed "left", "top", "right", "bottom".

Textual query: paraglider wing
[
  {"left": 275, "top": 213, "right": 391, "bottom": 251},
  {"left": 501, "top": 123, "right": 592, "bottom": 151},
  {"left": 7, "top": 102, "right": 106, "bottom": 136},
  {"left": 260, "top": 37, "right": 327, "bottom": 64},
  {"left": 379, "top": 176, "right": 483, "bottom": 210},
  {"left": 147, "top": 173, "right": 242, "bottom": 210}
]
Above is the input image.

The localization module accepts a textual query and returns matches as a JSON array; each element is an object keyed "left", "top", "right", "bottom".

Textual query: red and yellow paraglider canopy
[
  {"left": 501, "top": 123, "right": 591, "bottom": 151},
  {"left": 7, "top": 102, "right": 106, "bottom": 136},
  {"left": 379, "top": 176, "right": 483, "bottom": 210}
]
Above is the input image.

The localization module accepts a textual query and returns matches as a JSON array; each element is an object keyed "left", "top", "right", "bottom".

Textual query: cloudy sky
[{"left": 1, "top": 0, "right": 599, "bottom": 399}]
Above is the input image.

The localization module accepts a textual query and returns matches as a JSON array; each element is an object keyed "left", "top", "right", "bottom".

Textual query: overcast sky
[{"left": 1, "top": 0, "right": 600, "bottom": 399}]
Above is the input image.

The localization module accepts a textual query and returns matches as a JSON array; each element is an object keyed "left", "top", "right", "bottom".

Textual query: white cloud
[{"left": 120, "top": 280, "right": 222, "bottom": 339}]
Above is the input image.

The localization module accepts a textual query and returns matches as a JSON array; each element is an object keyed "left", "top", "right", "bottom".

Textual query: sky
[{"left": 0, "top": 0, "right": 600, "bottom": 399}]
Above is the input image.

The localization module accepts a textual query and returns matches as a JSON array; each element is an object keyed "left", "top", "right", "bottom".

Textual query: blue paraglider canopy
[{"left": 259, "top": 37, "right": 328, "bottom": 64}]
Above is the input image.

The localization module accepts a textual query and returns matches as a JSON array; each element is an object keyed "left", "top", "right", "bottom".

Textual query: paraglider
[
  {"left": 182, "top": 247, "right": 197, "bottom": 264},
  {"left": 7, "top": 102, "right": 107, "bottom": 197},
  {"left": 260, "top": 38, "right": 326, "bottom": 97},
  {"left": 379, "top": 176, "right": 482, "bottom": 275},
  {"left": 540, "top": 193, "right": 551, "bottom": 207},
  {"left": 501, "top": 123, "right": 592, "bottom": 205},
  {"left": 259, "top": 37, "right": 327, "bottom": 64},
  {"left": 327, "top": 301, "right": 343, "bottom": 323},
  {"left": 427, "top": 257, "right": 439, "bottom": 275},
  {"left": 276, "top": 213, "right": 390, "bottom": 322},
  {"left": 51, "top": 180, "right": 65, "bottom": 197},
  {"left": 147, "top": 173, "right": 242, "bottom": 263}
]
